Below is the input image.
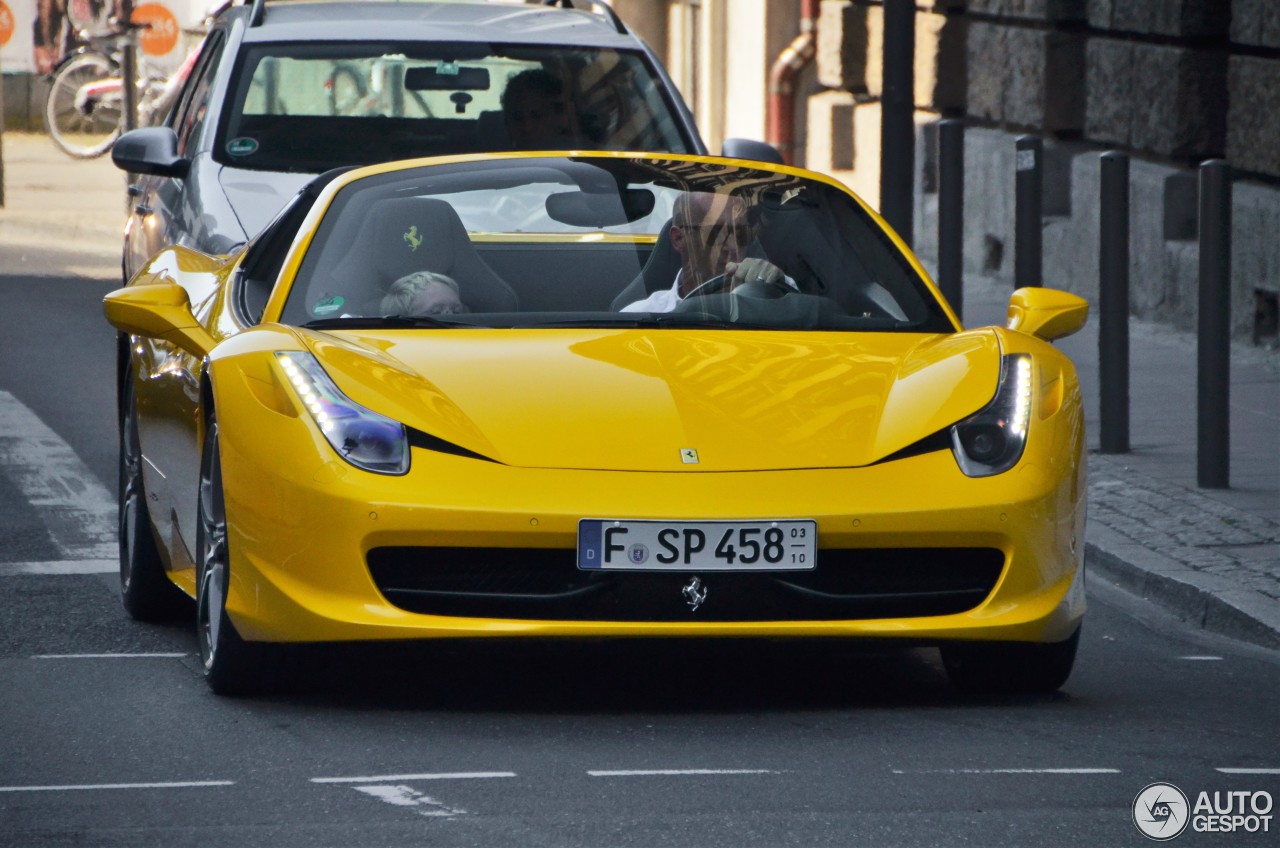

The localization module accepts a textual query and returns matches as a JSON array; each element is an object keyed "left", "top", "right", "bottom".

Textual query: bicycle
[{"left": 44, "top": 5, "right": 219, "bottom": 158}]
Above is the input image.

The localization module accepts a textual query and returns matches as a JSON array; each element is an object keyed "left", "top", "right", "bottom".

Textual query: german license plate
[{"left": 577, "top": 519, "right": 816, "bottom": 571}]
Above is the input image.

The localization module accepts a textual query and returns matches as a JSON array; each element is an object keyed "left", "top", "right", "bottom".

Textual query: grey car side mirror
[
  {"left": 112, "top": 127, "right": 190, "bottom": 178},
  {"left": 722, "top": 138, "right": 785, "bottom": 165}
]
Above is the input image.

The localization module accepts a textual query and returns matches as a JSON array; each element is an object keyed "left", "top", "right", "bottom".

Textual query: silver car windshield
[
  {"left": 282, "top": 155, "right": 952, "bottom": 333},
  {"left": 216, "top": 43, "right": 693, "bottom": 172}
]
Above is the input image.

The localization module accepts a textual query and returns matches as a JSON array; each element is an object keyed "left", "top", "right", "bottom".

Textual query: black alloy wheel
[{"left": 196, "top": 414, "right": 270, "bottom": 695}]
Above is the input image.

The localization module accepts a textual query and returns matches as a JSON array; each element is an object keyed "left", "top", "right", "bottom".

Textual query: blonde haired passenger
[{"left": 381, "top": 271, "right": 469, "bottom": 316}]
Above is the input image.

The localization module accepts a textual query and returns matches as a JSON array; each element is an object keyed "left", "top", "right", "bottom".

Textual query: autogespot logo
[{"left": 1134, "top": 782, "right": 1191, "bottom": 841}]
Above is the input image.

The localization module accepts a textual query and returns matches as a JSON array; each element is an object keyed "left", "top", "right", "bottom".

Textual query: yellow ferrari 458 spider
[{"left": 104, "top": 152, "right": 1089, "bottom": 695}]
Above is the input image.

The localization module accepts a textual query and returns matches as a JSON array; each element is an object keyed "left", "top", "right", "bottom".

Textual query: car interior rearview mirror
[
  {"left": 405, "top": 64, "right": 491, "bottom": 91},
  {"left": 545, "top": 188, "right": 656, "bottom": 228}
]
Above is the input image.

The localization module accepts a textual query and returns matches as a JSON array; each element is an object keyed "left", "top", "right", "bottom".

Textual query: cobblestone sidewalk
[
  {"left": 1090, "top": 455, "right": 1280, "bottom": 601},
  {"left": 1084, "top": 431, "right": 1280, "bottom": 650}
]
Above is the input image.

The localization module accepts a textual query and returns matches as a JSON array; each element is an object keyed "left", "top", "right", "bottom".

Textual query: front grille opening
[{"left": 367, "top": 547, "right": 1005, "bottom": 623}]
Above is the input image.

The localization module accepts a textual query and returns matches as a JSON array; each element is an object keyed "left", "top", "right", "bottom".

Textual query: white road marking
[
  {"left": 352, "top": 785, "right": 466, "bottom": 817},
  {"left": 891, "top": 768, "right": 1120, "bottom": 775},
  {"left": 0, "top": 781, "right": 233, "bottom": 793},
  {"left": 0, "top": 560, "right": 116, "bottom": 576},
  {"left": 33, "top": 653, "right": 188, "bottom": 659},
  {"left": 1216, "top": 768, "right": 1280, "bottom": 774},
  {"left": 0, "top": 390, "right": 116, "bottom": 567},
  {"left": 587, "top": 769, "right": 778, "bottom": 777},
  {"left": 311, "top": 772, "right": 516, "bottom": 784},
  {"left": 1179, "top": 656, "right": 1224, "bottom": 661}
]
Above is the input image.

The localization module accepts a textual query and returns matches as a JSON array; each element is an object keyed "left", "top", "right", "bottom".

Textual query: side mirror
[
  {"left": 1006, "top": 287, "right": 1089, "bottom": 341},
  {"left": 112, "top": 127, "right": 190, "bottom": 178},
  {"left": 104, "top": 281, "right": 216, "bottom": 358},
  {"left": 722, "top": 137, "right": 785, "bottom": 165}
]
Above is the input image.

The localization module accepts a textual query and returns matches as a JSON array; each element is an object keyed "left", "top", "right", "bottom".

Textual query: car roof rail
[
  {"left": 525, "top": 0, "right": 627, "bottom": 35},
  {"left": 239, "top": 0, "right": 626, "bottom": 34}
]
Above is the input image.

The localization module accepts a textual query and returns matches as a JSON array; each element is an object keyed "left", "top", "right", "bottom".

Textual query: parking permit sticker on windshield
[
  {"left": 313, "top": 295, "right": 345, "bottom": 316},
  {"left": 226, "top": 137, "right": 259, "bottom": 157}
]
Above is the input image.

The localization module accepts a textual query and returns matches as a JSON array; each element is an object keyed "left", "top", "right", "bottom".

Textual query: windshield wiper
[
  {"left": 302, "top": 315, "right": 474, "bottom": 330},
  {"left": 519, "top": 314, "right": 774, "bottom": 330}
]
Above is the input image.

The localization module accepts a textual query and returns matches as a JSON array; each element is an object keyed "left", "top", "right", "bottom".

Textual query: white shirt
[{"left": 620, "top": 271, "right": 686, "bottom": 313}]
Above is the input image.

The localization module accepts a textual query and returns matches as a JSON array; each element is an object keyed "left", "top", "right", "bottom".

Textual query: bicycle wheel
[{"left": 46, "top": 52, "right": 124, "bottom": 159}]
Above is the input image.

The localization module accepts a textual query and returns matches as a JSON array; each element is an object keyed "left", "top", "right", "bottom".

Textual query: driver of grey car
[{"left": 620, "top": 192, "right": 791, "bottom": 313}]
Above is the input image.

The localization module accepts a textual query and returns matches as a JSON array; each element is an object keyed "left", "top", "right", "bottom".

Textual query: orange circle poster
[
  {"left": 131, "top": 3, "right": 180, "bottom": 56},
  {"left": 0, "top": 1, "right": 16, "bottom": 49}
]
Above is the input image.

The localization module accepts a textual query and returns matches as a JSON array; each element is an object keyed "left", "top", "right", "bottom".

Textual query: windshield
[
  {"left": 216, "top": 42, "right": 693, "bottom": 171},
  {"left": 281, "top": 155, "right": 953, "bottom": 333}
]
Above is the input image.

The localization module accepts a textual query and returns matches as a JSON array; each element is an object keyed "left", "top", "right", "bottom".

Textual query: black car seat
[
  {"left": 609, "top": 218, "right": 679, "bottom": 310},
  {"left": 333, "top": 197, "right": 519, "bottom": 314}
]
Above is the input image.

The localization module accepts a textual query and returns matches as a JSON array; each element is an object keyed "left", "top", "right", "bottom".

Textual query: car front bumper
[{"left": 217, "top": 426, "right": 1086, "bottom": 646}]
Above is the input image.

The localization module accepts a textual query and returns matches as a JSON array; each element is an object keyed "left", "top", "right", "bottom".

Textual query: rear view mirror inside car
[
  {"left": 405, "top": 63, "right": 491, "bottom": 90},
  {"left": 545, "top": 189, "right": 656, "bottom": 228}
]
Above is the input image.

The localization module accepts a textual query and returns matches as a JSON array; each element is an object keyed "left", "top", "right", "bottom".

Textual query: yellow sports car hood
[{"left": 304, "top": 329, "right": 1001, "bottom": 472}]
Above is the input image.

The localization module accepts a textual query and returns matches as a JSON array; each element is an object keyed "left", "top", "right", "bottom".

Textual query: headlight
[
  {"left": 950, "top": 354, "right": 1032, "bottom": 477},
  {"left": 275, "top": 352, "right": 409, "bottom": 475}
]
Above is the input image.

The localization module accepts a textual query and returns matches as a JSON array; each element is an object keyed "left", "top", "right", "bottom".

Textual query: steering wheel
[
  {"left": 681, "top": 273, "right": 733, "bottom": 300},
  {"left": 683, "top": 273, "right": 794, "bottom": 301}
]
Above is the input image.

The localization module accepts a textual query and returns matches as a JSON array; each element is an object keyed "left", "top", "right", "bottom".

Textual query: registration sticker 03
[{"left": 577, "top": 519, "right": 816, "bottom": 572}]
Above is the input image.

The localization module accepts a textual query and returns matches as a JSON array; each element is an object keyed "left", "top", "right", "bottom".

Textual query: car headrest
[
  {"left": 333, "top": 196, "right": 518, "bottom": 314},
  {"left": 372, "top": 197, "right": 459, "bottom": 283},
  {"left": 609, "top": 218, "right": 679, "bottom": 311}
]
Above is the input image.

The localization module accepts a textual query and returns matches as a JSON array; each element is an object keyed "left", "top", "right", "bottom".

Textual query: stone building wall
[{"left": 807, "top": 0, "right": 1280, "bottom": 345}]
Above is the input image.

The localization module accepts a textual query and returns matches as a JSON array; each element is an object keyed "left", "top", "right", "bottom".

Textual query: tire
[
  {"left": 940, "top": 625, "right": 1081, "bottom": 695},
  {"left": 196, "top": 414, "right": 272, "bottom": 695},
  {"left": 45, "top": 52, "right": 123, "bottom": 159},
  {"left": 119, "top": 372, "right": 187, "bottom": 620}
]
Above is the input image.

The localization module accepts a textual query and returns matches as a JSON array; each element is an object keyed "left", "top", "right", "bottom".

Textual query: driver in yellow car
[{"left": 621, "top": 192, "right": 791, "bottom": 313}]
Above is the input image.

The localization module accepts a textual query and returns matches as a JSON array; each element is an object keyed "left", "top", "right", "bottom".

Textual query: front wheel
[
  {"left": 45, "top": 52, "right": 123, "bottom": 158},
  {"left": 196, "top": 414, "right": 272, "bottom": 695},
  {"left": 940, "top": 626, "right": 1081, "bottom": 694}
]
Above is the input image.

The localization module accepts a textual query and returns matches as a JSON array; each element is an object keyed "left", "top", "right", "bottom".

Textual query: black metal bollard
[
  {"left": 121, "top": 0, "right": 138, "bottom": 132},
  {"left": 1099, "top": 152, "right": 1130, "bottom": 454},
  {"left": 1197, "top": 160, "right": 1232, "bottom": 489},
  {"left": 880, "top": 0, "right": 915, "bottom": 247},
  {"left": 0, "top": 47, "right": 6, "bottom": 208},
  {"left": 1014, "top": 135, "right": 1043, "bottom": 287},
  {"left": 937, "top": 119, "right": 964, "bottom": 320}
]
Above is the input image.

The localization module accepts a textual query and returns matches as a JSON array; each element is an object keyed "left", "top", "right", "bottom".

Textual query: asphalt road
[{"left": 1, "top": 275, "right": 1278, "bottom": 847}]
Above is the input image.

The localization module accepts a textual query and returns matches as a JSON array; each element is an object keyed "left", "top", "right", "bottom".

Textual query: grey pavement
[
  {"left": 0, "top": 132, "right": 128, "bottom": 280},
  {"left": 1, "top": 130, "right": 1278, "bottom": 648}
]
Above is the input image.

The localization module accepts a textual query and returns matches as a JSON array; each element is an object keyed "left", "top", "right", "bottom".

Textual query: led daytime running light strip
[
  {"left": 274, "top": 351, "right": 410, "bottom": 475},
  {"left": 278, "top": 353, "right": 334, "bottom": 434},
  {"left": 1009, "top": 355, "right": 1032, "bottom": 437}
]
